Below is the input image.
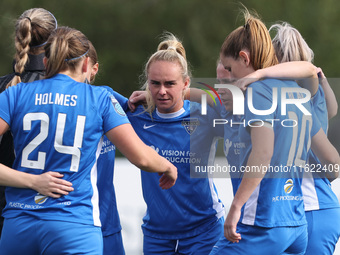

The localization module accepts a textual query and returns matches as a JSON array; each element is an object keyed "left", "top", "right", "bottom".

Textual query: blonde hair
[
  {"left": 141, "top": 32, "right": 191, "bottom": 114},
  {"left": 44, "top": 27, "right": 90, "bottom": 79},
  {"left": 220, "top": 8, "right": 278, "bottom": 70},
  {"left": 7, "top": 8, "right": 57, "bottom": 88},
  {"left": 270, "top": 22, "right": 314, "bottom": 63}
]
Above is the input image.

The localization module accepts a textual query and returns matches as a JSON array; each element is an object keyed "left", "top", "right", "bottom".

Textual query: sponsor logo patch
[
  {"left": 34, "top": 193, "right": 48, "bottom": 204},
  {"left": 284, "top": 179, "right": 294, "bottom": 194}
]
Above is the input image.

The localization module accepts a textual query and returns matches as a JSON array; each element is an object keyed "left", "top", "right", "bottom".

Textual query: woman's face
[
  {"left": 220, "top": 52, "right": 254, "bottom": 80},
  {"left": 148, "top": 60, "right": 189, "bottom": 114},
  {"left": 216, "top": 62, "right": 233, "bottom": 112}
]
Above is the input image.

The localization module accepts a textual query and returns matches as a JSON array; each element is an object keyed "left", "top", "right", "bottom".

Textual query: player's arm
[
  {"left": 129, "top": 88, "right": 216, "bottom": 109},
  {"left": 311, "top": 128, "right": 340, "bottom": 182},
  {"left": 0, "top": 117, "right": 8, "bottom": 136},
  {"left": 0, "top": 164, "right": 73, "bottom": 198},
  {"left": 225, "top": 125, "right": 273, "bottom": 243},
  {"left": 236, "top": 61, "right": 318, "bottom": 96},
  {"left": 0, "top": 118, "right": 73, "bottom": 198},
  {"left": 316, "top": 68, "right": 338, "bottom": 119},
  {"left": 106, "top": 123, "right": 177, "bottom": 189},
  {"left": 184, "top": 87, "right": 217, "bottom": 107}
]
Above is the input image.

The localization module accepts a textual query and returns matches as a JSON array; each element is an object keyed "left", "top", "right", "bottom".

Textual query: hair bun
[{"left": 168, "top": 46, "right": 177, "bottom": 51}]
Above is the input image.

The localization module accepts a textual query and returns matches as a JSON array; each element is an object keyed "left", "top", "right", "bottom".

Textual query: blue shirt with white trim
[
  {"left": 0, "top": 74, "right": 129, "bottom": 227},
  {"left": 238, "top": 78, "right": 320, "bottom": 227},
  {"left": 96, "top": 86, "right": 129, "bottom": 236},
  {"left": 302, "top": 85, "right": 340, "bottom": 211},
  {"left": 215, "top": 103, "right": 244, "bottom": 195},
  {"left": 127, "top": 100, "right": 224, "bottom": 239}
]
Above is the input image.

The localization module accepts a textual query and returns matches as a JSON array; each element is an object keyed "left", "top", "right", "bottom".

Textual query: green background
[{"left": 1, "top": 0, "right": 340, "bottom": 147}]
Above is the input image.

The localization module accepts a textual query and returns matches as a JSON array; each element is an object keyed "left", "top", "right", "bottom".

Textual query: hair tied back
[
  {"left": 168, "top": 46, "right": 177, "bottom": 51},
  {"left": 244, "top": 22, "right": 249, "bottom": 30}
]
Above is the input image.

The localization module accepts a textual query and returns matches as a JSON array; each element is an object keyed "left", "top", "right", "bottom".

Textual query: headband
[
  {"left": 30, "top": 11, "right": 58, "bottom": 49},
  {"left": 65, "top": 49, "right": 89, "bottom": 62}
]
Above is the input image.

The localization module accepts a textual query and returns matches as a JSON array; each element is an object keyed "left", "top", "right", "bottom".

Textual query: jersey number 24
[{"left": 21, "top": 112, "right": 86, "bottom": 172}]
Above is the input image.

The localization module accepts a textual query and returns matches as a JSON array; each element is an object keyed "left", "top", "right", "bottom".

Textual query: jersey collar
[{"left": 156, "top": 107, "right": 185, "bottom": 119}]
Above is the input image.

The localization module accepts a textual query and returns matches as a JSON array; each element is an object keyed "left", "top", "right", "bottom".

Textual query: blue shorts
[
  {"left": 305, "top": 208, "right": 340, "bottom": 255},
  {"left": 143, "top": 217, "right": 224, "bottom": 255},
  {"left": 103, "top": 231, "right": 125, "bottom": 255},
  {"left": 0, "top": 216, "right": 103, "bottom": 255},
  {"left": 210, "top": 223, "right": 307, "bottom": 255}
]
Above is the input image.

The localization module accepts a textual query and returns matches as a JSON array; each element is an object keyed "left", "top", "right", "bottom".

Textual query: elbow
[
  {"left": 131, "top": 155, "right": 150, "bottom": 170},
  {"left": 327, "top": 171, "right": 339, "bottom": 182},
  {"left": 326, "top": 156, "right": 340, "bottom": 181},
  {"left": 252, "top": 148, "right": 273, "bottom": 164},
  {"left": 328, "top": 105, "right": 338, "bottom": 120},
  {"left": 305, "top": 62, "right": 318, "bottom": 79}
]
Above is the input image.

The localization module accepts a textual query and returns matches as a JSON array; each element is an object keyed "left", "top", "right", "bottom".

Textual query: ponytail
[
  {"left": 6, "top": 8, "right": 58, "bottom": 88},
  {"left": 220, "top": 8, "right": 278, "bottom": 70},
  {"left": 7, "top": 18, "right": 32, "bottom": 88},
  {"left": 44, "top": 27, "right": 90, "bottom": 79}
]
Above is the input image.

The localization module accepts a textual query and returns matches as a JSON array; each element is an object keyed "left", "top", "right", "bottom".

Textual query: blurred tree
[{"left": 0, "top": 0, "right": 339, "bottom": 148}]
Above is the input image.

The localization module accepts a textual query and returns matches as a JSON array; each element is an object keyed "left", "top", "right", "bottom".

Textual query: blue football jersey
[
  {"left": 302, "top": 85, "right": 340, "bottom": 211},
  {"left": 96, "top": 86, "right": 129, "bottom": 236},
  {"left": 0, "top": 74, "right": 129, "bottom": 227},
  {"left": 238, "top": 79, "right": 320, "bottom": 227},
  {"left": 97, "top": 134, "right": 121, "bottom": 236},
  {"left": 215, "top": 103, "right": 245, "bottom": 196},
  {"left": 127, "top": 100, "right": 224, "bottom": 239}
]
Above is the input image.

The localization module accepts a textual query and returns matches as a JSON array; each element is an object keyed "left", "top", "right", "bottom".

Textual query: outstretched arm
[
  {"left": 184, "top": 88, "right": 216, "bottom": 106},
  {"left": 236, "top": 61, "right": 318, "bottom": 96},
  {"left": 0, "top": 165, "right": 73, "bottom": 198},
  {"left": 106, "top": 123, "right": 177, "bottom": 189},
  {"left": 0, "top": 118, "right": 73, "bottom": 198},
  {"left": 129, "top": 88, "right": 217, "bottom": 110},
  {"left": 225, "top": 126, "right": 273, "bottom": 243}
]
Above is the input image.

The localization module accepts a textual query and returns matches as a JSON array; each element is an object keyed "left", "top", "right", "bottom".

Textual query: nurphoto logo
[
  {"left": 197, "top": 82, "right": 312, "bottom": 128},
  {"left": 201, "top": 84, "right": 311, "bottom": 116}
]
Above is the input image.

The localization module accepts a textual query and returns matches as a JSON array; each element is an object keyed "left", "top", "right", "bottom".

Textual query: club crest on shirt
[
  {"left": 181, "top": 118, "right": 200, "bottom": 135},
  {"left": 110, "top": 95, "right": 126, "bottom": 116}
]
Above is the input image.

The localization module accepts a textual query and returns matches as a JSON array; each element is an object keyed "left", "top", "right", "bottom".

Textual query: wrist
[
  {"left": 26, "top": 174, "right": 36, "bottom": 190},
  {"left": 231, "top": 198, "right": 244, "bottom": 211},
  {"left": 255, "top": 69, "right": 265, "bottom": 79}
]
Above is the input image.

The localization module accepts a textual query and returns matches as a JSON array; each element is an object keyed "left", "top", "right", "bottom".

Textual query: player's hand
[
  {"left": 32, "top": 172, "right": 74, "bottom": 198},
  {"left": 315, "top": 67, "right": 325, "bottom": 79},
  {"left": 224, "top": 204, "right": 242, "bottom": 243},
  {"left": 158, "top": 165, "right": 177, "bottom": 189},
  {"left": 235, "top": 70, "right": 261, "bottom": 91},
  {"left": 128, "top": 91, "right": 147, "bottom": 112}
]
